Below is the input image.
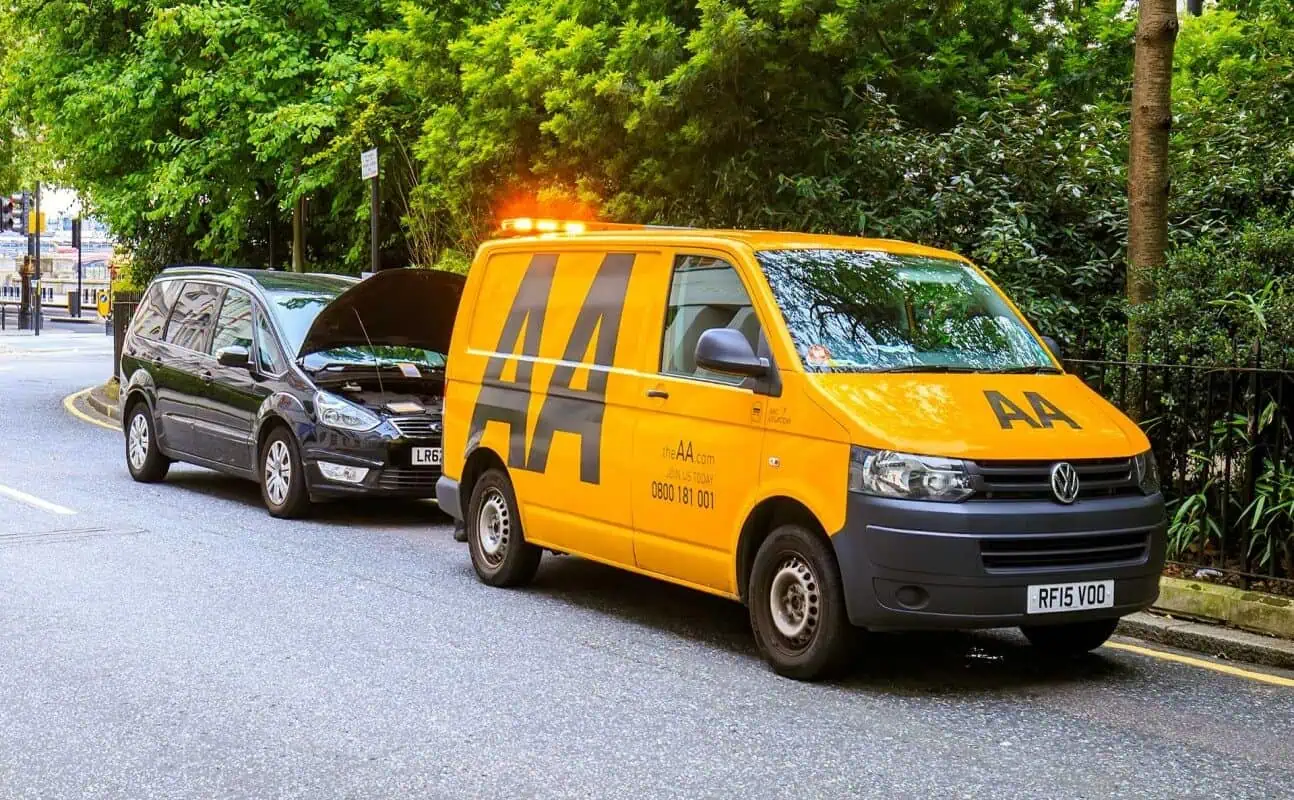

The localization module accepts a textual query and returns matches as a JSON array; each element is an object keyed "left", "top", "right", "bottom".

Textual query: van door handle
[{"left": 646, "top": 389, "right": 669, "bottom": 399}]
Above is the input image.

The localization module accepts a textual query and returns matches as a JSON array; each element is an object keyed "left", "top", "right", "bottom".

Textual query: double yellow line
[
  {"left": 1105, "top": 641, "right": 1294, "bottom": 687},
  {"left": 62, "top": 386, "right": 120, "bottom": 431}
]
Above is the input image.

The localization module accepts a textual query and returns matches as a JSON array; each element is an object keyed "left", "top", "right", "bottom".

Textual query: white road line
[{"left": 0, "top": 485, "right": 77, "bottom": 516}]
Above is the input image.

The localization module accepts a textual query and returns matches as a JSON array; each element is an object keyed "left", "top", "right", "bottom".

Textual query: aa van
[{"left": 435, "top": 219, "right": 1166, "bottom": 680}]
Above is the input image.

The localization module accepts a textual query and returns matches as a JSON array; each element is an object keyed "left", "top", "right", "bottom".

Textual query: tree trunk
[
  {"left": 1127, "top": 0, "right": 1179, "bottom": 357},
  {"left": 291, "top": 195, "right": 306, "bottom": 273}
]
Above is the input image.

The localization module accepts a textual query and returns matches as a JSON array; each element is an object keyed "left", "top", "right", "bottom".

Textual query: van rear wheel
[
  {"left": 748, "top": 524, "right": 853, "bottom": 681},
  {"left": 1021, "top": 618, "right": 1119, "bottom": 656},
  {"left": 467, "top": 468, "right": 541, "bottom": 587}
]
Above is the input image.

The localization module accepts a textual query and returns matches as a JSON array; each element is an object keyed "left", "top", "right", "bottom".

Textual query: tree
[{"left": 1127, "top": 0, "right": 1179, "bottom": 352}]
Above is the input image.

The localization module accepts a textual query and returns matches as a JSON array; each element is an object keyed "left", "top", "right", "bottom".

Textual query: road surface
[{"left": 1, "top": 337, "right": 1291, "bottom": 799}]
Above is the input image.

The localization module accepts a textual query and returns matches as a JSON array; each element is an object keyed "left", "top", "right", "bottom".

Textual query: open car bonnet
[{"left": 296, "top": 268, "right": 467, "bottom": 358}]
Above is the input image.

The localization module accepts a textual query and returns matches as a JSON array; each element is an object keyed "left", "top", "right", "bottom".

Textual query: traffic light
[
  {"left": 0, "top": 196, "right": 12, "bottom": 231},
  {"left": 72, "top": 217, "right": 81, "bottom": 248},
  {"left": 13, "top": 193, "right": 27, "bottom": 234}
]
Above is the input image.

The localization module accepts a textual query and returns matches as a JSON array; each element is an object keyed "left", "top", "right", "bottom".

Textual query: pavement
[{"left": 2, "top": 339, "right": 1293, "bottom": 799}]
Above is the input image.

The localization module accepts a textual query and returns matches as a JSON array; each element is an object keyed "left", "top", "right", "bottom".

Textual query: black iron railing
[{"left": 1064, "top": 344, "right": 1294, "bottom": 593}]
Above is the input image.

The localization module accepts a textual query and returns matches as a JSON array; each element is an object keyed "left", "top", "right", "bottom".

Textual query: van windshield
[{"left": 756, "top": 249, "right": 1055, "bottom": 373}]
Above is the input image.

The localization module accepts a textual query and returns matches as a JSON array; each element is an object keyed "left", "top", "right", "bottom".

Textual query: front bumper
[
  {"left": 301, "top": 424, "right": 442, "bottom": 500},
  {"left": 831, "top": 492, "right": 1167, "bottom": 631}
]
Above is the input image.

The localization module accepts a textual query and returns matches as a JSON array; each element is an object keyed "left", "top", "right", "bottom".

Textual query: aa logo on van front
[
  {"left": 984, "top": 390, "right": 1081, "bottom": 430},
  {"left": 468, "top": 252, "right": 634, "bottom": 484}
]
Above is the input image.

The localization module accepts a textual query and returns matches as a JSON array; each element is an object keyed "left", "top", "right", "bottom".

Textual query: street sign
[
  {"left": 360, "top": 148, "right": 378, "bottom": 180},
  {"left": 96, "top": 289, "right": 110, "bottom": 317}
]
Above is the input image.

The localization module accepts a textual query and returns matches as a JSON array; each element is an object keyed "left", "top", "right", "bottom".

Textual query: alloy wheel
[
  {"left": 127, "top": 413, "right": 150, "bottom": 471},
  {"left": 264, "top": 440, "right": 292, "bottom": 506}
]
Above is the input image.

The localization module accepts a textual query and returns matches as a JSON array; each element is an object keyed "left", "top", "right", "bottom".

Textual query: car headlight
[
  {"left": 1133, "top": 449, "right": 1160, "bottom": 494},
  {"left": 314, "top": 390, "right": 381, "bottom": 432},
  {"left": 848, "top": 446, "right": 974, "bottom": 502}
]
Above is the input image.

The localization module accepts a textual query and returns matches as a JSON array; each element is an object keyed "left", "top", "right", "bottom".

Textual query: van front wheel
[
  {"left": 467, "top": 469, "right": 541, "bottom": 587},
  {"left": 749, "top": 524, "right": 853, "bottom": 681}
]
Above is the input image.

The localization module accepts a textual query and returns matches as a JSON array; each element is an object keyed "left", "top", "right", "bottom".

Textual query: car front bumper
[
  {"left": 830, "top": 492, "right": 1167, "bottom": 631},
  {"left": 300, "top": 426, "right": 442, "bottom": 500}
]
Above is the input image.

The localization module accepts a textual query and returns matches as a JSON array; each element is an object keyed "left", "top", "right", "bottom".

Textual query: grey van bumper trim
[
  {"left": 831, "top": 493, "right": 1167, "bottom": 630},
  {"left": 436, "top": 476, "right": 462, "bottom": 522}
]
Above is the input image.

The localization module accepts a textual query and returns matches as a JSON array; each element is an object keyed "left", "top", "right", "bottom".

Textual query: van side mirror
[
  {"left": 216, "top": 344, "right": 251, "bottom": 370},
  {"left": 695, "top": 328, "right": 767, "bottom": 378},
  {"left": 1040, "top": 335, "right": 1062, "bottom": 361}
]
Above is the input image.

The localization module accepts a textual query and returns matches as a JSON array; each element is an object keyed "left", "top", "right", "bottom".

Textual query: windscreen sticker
[
  {"left": 985, "top": 390, "right": 1082, "bottom": 430},
  {"left": 805, "top": 344, "right": 831, "bottom": 367},
  {"left": 395, "top": 362, "right": 421, "bottom": 378}
]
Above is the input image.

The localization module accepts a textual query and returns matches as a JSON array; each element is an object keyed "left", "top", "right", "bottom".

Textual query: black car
[{"left": 117, "top": 266, "right": 465, "bottom": 517}]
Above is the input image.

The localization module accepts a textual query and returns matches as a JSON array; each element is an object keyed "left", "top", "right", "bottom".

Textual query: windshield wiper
[
  {"left": 989, "top": 365, "right": 1063, "bottom": 374},
  {"left": 874, "top": 365, "right": 985, "bottom": 374}
]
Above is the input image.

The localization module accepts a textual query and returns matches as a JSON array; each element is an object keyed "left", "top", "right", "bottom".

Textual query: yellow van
[{"left": 435, "top": 219, "right": 1166, "bottom": 680}]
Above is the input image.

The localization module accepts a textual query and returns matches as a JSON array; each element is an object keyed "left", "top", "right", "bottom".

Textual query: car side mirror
[
  {"left": 1041, "top": 335, "right": 1063, "bottom": 362},
  {"left": 216, "top": 344, "right": 251, "bottom": 370},
  {"left": 695, "top": 328, "right": 767, "bottom": 378}
]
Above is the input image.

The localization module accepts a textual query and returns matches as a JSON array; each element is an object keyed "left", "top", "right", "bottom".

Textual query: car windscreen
[
  {"left": 301, "top": 345, "right": 447, "bottom": 371},
  {"left": 756, "top": 249, "right": 1053, "bottom": 373}
]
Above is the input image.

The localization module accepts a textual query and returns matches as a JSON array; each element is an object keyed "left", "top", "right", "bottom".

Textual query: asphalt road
[{"left": 1, "top": 339, "right": 1292, "bottom": 799}]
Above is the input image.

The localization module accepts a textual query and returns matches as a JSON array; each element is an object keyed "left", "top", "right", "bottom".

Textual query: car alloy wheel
[
  {"left": 264, "top": 440, "right": 292, "bottom": 507},
  {"left": 127, "top": 413, "right": 150, "bottom": 472}
]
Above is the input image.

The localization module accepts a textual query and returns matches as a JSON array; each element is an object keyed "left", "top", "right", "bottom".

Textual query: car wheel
[
  {"left": 260, "top": 428, "right": 310, "bottom": 519},
  {"left": 1021, "top": 618, "right": 1119, "bottom": 656},
  {"left": 748, "top": 524, "right": 853, "bottom": 681},
  {"left": 124, "top": 402, "right": 170, "bottom": 483},
  {"left": 466, "top": 468, "right": 541, "bottom": 587}
]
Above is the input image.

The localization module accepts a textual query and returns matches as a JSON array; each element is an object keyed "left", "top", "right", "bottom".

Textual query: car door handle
[{"left": 646, "top": 389, "right": 669, "bottom": 399}]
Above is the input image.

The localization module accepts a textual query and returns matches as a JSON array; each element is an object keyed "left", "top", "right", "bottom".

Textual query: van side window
[
  {"left": 164, "top": 282, "right": 223, "bottom": 352},
  {"left": 129, "top": 281, "right": 180, "bottom": 341},
  {"left": 209, "top": 289, "right": 254, "bottom": 355},
  {"left": 660, "top": 255, "right": 760, "bottom": 385},
  {"left": 255, "top": 312, "right": 287, "bottom": 374}
]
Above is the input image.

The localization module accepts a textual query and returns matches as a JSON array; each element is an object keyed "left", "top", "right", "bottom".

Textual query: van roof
[{"left": 487, "top": 223, "right": 968, "bottom": 263}]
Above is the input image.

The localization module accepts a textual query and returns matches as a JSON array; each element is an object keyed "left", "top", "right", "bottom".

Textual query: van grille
[
  {"left": 980, "top": 530, "right": 1151, "bottom": 572},
  {"left": 970, "top": 457, "right": 1138, "bottom": 501},
  {"left": 390, "top": 417, "right": 442, "bottom": 440}
]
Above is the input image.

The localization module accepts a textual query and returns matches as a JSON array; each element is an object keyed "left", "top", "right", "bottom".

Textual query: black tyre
[
  {"left": 260, "top": 427, "right": 310, "bottom": 519},
  {"left": 124, "top": 401, "right": 170, "bottom": 483},
  {"left": 1021, "top": 617, "right": 1119, "bottom": 656},
  {"left": 748, "top": 524, "right": 854, "bottom": 680},
  {"left": 466, "top": 468, "right": 541, "bottom": 587}
]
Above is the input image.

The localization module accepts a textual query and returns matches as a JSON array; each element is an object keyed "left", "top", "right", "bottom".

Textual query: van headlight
[
  {"left": 849, "top": 447, "right": 974, "bottom": 502},
  {"left": 314, "top": 390, "right": 381, "bottom": 432},
  {"left": 1133, "top": 449, "right": 1160, "bottom": 494}
]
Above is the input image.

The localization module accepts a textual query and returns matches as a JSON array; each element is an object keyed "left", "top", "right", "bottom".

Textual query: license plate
[
  {"left": 411, "top": 447, "right": 442, "bottom": 467},
  {"left": 1026, "top": 580, "right": 1114, "bottom": 614}
]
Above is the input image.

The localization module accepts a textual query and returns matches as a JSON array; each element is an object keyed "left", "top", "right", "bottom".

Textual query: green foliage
[{"left": 1129, "top": 211, "right": 1294, "bottom": 364}]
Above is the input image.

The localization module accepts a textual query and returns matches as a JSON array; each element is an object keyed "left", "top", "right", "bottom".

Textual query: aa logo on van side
[{"left": 468, "top": 253, "right": 635, "bottom": 485}]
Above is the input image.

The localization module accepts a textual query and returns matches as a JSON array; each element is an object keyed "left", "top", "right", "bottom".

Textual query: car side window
[
  {"left": 209, "top": 289, "right": 254, "bottom": 355},
  {"left": 255, "top": 311, "right": 287, "bottom": 375},
  {"left": 129, "top": 281, "right": 180, "bottom": 340},
  {"left": 164, "top": 282, "right": 223, "bottom": 352},
  {"left": 660, "top": 255, "right": 761, "bottom": 385}
]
